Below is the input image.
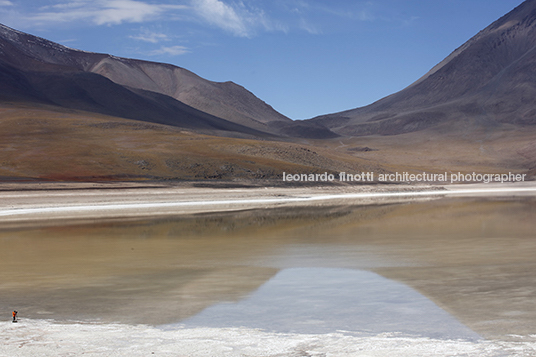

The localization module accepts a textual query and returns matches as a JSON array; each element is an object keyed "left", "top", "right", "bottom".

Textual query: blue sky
[{"left": 0, "top": 0, "right": 526, "bottom": 119}]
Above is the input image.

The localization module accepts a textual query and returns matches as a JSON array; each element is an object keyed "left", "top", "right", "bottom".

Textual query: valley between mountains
[{"left": 1, "top": 0, "right": 536, "bottom": 182}]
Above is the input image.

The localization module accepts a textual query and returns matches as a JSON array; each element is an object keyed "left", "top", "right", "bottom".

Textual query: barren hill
[
  {"left": 310, "top": 0, "right": 536, "bottom": 136},
  {"left": 0, "top": 103, "right": 380, "bottom": 181},
  {"left": 0, "top": 23, "right": 336, "bottom": 138},
  {"left": 2, "top": 1, "right": 536, "bottom": 181}
]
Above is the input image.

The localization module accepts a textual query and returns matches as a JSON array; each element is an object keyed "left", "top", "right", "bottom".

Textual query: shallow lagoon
[{"left": 1, "top": 197, "right": 536, "bottom": 354}]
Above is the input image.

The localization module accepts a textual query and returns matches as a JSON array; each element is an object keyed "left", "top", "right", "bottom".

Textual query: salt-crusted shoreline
[
  {"left": 2, "top": 318, "right": 536, "bottom": 357},
  {"left": 0, "top": 182, "right": 535, "bottom": 225}
]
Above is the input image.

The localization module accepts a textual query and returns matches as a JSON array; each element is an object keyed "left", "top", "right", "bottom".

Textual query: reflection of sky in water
[{"left": 170, "top": 268, "right": 480, "bottom": 340}]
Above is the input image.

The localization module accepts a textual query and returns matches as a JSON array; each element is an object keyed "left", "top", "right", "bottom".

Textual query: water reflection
[
  {"left": 176, "top": 267, "right": 480, "bottom": 340},
  {"left": 0, "top": 198, "right": 535, "bottom": 339}
]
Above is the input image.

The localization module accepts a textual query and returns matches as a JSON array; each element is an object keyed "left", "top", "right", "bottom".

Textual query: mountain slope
[
  {"left": 0, "top": 61, "right": 270, "bottom": 137},
  {"left": 0, "top": 23, "right": 334, "bottom": 137},
  {"left": 0, "top": 103, "right": 380, "bottom": 181},
  {"left": 89, "top": 57, "right": 291, "bottom": 132},
  {"left": 310, "top": 0, "right": 536, "bottom": 136}
]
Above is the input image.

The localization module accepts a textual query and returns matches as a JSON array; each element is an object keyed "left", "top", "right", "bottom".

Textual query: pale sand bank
[
  {"left": 2, "top": 319, "right": 536, "bottom": 357},
  {"left": 1, "top": 182, "right": 535, "bottom": 224}
]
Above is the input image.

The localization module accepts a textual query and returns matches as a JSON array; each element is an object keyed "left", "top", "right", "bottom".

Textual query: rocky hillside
[
  {"left": 0, "top": 23, "right": 337, "bottom": 138},
  {"left": 309, "top": 0, "right": 536, "bottom": 136}
]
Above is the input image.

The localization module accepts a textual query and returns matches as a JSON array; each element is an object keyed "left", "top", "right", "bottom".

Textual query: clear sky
[{"left": 0, "top": 0, "right": 526, "bottom": 119}]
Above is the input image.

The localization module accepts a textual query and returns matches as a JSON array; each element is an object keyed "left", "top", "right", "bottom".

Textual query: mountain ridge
[
  {"left": 0, "top": 23, "right": 339, "bottom": 138},
  {"left": 309, "top": 0, "right": 536, "bottom": 136},
  {"left": 1, "top": 2, "right": 535, "bottom": 181}
]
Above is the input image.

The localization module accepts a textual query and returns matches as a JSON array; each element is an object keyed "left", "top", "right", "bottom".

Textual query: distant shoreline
[{"left": 1, "top": 182, "right": 535, "bottom": 226}]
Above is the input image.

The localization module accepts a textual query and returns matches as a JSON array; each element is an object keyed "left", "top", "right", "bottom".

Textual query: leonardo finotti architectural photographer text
[{"left": 282, "top": 171, "right": 527, "bottom": 184}]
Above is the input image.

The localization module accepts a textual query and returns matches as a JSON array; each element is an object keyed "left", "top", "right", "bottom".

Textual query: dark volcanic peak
[
  {"left": 310, "top": 0, "right": 536, "bottom": 136},
  {"left": 0, "top": 23, "right": 102, "bottom": 71},
  {"left": 0, "top": 23, "right": 329, "bottom": 138}
]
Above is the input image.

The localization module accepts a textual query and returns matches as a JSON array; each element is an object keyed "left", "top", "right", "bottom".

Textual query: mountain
[
  {"left": 309, "top": 0, "right": 536, "bottom": 136},
  {"left": 0, "top": 24, "right": 359, "bottom": 181},
  {"left": 0, "top": 23, "right": 338, "bottom": 138},
  {"left": 89, "top": 58, "right": 289, "bottom": 132},
  {"left": 2, "top": 2, "right": 535, "bottom": 182}
]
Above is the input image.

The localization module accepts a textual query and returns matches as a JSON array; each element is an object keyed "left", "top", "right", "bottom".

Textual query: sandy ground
[{"left": 1, "top": 181, "right": 535, "bottom": 226}]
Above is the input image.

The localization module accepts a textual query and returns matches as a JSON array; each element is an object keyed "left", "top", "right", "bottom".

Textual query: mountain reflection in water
[
  {"left": 176, "top": 267, "right": 480, "bottom": 340},
  {"left": 0, "top": 197, "right": 535, "bottom": 340}
]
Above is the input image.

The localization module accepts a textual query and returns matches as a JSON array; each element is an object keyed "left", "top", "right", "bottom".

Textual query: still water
[{"left": 1, "top": 197, "right": 535, "bottom": 343}]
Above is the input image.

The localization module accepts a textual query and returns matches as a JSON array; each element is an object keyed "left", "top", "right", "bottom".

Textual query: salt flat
[{"left": 2, "top": 319, "right": 536, "bottom": 357}]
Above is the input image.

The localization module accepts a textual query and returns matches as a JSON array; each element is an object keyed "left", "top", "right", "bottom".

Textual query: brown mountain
[
  {"left": 0, "top": 23, "right": 338, "bottom": 138},
  {"left": 309, "top": 0, "right": 536, "bottom": 136},
  {"left": 3, "top": 0, "right": 535, "bottom": 181},
  {"left": 89, "top": 58, "right": 289, "bottom": 132},
  {"left": 0, "top": 25, "right": 359, "bottom": 181}
]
